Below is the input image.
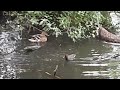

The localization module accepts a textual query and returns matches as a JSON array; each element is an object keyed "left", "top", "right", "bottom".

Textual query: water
[
  {"left": 0, "top": 12, "right": 120, "bottom": 79},
  {"left": 0, "top": 36, "right": 118, "bottom": 79}
]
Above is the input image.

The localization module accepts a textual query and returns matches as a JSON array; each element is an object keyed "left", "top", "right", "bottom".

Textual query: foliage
[{"left": 2, "top": 11, "right": 113, "bottom": 42}]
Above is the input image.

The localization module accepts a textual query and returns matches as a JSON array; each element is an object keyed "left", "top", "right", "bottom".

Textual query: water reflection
[
  {"left": 82, "top": 71, "right": 109, "bottom": 77},
  {"left": 0, "top": 53, "right": 18, "bottom": 79},
  {"left": 0, "top": 51, "right": 30, "bottom": 79}
]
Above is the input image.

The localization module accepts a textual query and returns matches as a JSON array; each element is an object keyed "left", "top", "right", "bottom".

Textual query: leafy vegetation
[{"left": 2, "top": 11, "right": 113, "bottom": 42}]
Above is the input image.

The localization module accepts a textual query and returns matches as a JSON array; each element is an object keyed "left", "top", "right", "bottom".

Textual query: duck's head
[
  {"left": 41, "top": 31, "right": 49, "bottom": 36},
  {"left": 64, "top": 54, "right": 76, "bottom": 61},
  {"left": 64, "top": 54, "right": 69, "bottom": 61}
]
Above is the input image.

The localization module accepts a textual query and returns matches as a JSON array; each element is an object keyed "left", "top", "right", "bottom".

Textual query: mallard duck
[
  {"left": 64, "top": 54, "right": 76, "bottom": 61},
  {"left": 28, "top": 31, "right": 49, "bottom": 43}
]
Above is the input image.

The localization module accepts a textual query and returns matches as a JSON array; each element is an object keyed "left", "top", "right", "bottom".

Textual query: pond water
[{"left": 1, "top": 12, "right": 120, "bottom": 79}]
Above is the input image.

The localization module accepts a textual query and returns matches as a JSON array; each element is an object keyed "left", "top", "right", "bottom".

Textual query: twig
[
  {"left": 53, "top": 65, "right": 58, "bottom": 76},
  {"left": 45, "top": 71, "right": 61, "bottom": 79},
  {"left": 29, "top": 24, "right": 42, "bottom": 32},
  {"left": 54, "top": 75, "right": 61, "bottom": 79},
  {"left": 38, "top": 69, "right": 62, "bottom": 79},
  {"left": 45, "top": 72, "right": 52, "bottom": 76},
  {"left": 21, "top": 16, "right": 43, "bottom": 32}
]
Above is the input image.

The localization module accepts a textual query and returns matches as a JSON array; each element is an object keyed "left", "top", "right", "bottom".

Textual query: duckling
[
  {"left": 112, "top": 53, "right": 120, "bottom": 59},
  {"left": 28, "top": 31, "right": 49, "bottom": 43},
  {"left": 64, "top": 54, "right": 76, "bottom": 61}
]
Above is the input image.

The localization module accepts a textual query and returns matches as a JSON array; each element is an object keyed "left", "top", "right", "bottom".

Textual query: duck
[
  {"left": 28, "top": 31, "right": 49, "bottom": 43},
  {"left": 64, "top": 54, "right": 76, "bottom": 61}
]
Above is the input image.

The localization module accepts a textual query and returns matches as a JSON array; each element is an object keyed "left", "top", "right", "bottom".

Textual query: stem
[{"left": 53, "top": 65, "right": 59, "bottom": 76}]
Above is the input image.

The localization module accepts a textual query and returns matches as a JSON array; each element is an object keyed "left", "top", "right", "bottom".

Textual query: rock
[{"left": 96, "top": 26, "right": 120, "bottom": 43}]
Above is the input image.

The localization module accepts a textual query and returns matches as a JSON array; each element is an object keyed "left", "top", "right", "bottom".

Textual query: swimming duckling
[{"left": 64, "top": 54, "right": 76, "bottom": 61}]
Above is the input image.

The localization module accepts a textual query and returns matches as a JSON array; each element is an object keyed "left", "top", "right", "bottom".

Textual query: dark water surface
[{"left": 1, "top": 32, "right": 120, "bottom": 79}]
